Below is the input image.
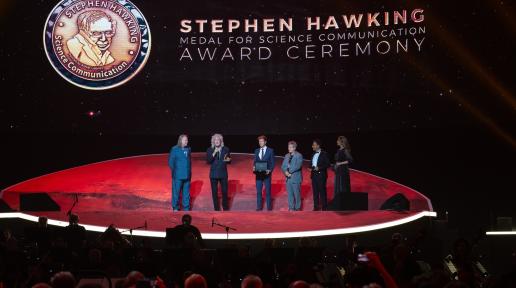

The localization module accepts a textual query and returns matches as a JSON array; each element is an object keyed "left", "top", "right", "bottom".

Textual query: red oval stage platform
[{"left": 0, "top": 153, "right": 435, "bottom": 239}]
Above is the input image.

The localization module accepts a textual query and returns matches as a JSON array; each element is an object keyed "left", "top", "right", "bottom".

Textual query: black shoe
[{"left": 256, "top": 208, "right": 262, "bottom": 211}]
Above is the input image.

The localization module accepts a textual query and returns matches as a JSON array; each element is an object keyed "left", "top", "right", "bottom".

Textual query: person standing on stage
[
  {"left": 330, "top": 136, "right": 354, "bottom": 210},
  {"left": 309, "top": 139, "right": 330, "bottom": 210},
  {"left": 168, "top": 134, "right": 192, "bottom": 211},
  {"left": 253, "top": 135, "right": 275, "bottom": 211},
  {"left": 206, "top": 133, "right": 231, "bottom": 211},
  {"left": 281, "top": 141, "right": 303, "bottom": 211}
]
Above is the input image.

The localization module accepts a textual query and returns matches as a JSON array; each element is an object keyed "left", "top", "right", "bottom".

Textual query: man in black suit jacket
[
  {"left": 63, "top": 213, "right": 86, "bottom": 253},
  {"left": 309, "top": 139, "right": 330, "bottom": 210},
  {"left": 206, "top": 134, "right": 231, "bottom": 211},
  {"left": 253, "top": 135, "right": 275, "bottom": 211},
  {"left": 165, "top": 214, "right": 204, "bottom": 248}
]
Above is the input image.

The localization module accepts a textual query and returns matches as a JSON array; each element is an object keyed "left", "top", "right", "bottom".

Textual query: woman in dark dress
[{"left": 331, "top": 136, "right": 353, "bottom": 210}]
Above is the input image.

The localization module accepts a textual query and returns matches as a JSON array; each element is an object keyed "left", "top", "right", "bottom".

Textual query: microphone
[
  {"left": 66, "top": 194, "right": 79, "bottom": 216},
  {"left": 212, "top": 217, "right": 215, "bottom": 227}
]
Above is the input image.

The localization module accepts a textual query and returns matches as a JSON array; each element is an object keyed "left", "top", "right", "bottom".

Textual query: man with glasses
[{"left": 67, "top": 10, "right": 117, "bottom": 67}]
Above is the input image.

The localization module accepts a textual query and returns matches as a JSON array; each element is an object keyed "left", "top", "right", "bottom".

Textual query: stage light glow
[
  {"left": 0, "top": 210, "right": 436, "bottom": 239},
  {"left": 485, "top": 231, "right": 516, "bottom": 236},
  {"left": 404, "top": 54, "right": 516, "bottom": 148},
  {"left": 416, "top": 9, "right": 516, "bottom": 111}
]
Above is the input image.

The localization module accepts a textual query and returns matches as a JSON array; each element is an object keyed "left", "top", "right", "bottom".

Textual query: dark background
[{"left": 0, "top": 0, "right": 515, "bottom": 234}]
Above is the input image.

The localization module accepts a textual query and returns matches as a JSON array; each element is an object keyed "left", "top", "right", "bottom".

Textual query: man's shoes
[{"left": 256, "top": 208, "right": 262, "bottom": 211}]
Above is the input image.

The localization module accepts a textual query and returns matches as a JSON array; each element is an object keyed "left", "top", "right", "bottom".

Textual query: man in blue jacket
[
  {"left": 168, "top": 134, "right": 192, "bottom": 211},
  {"left": 253, "top": 135, "right": 275, "bottom": 211}
]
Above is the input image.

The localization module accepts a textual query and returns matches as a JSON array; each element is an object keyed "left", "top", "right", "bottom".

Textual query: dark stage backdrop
[{"left": 0, "top": 0, "right": 513, "bottom": 135}]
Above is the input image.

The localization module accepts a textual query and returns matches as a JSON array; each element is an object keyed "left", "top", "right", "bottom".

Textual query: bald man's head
[
  {"left": 185, "top": 273, "right": 207, "bottom": 288},
  {"left": 289, "top": 280, "right": 310, "bottom": 288},
  {"left": 241, "top": 275, "right": 263, "bottom": 288}
]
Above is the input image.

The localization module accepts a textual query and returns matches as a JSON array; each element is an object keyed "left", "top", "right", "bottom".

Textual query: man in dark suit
[
  {"left": 206, "top": 133, "right": 231, "bottom": 211},
  {"left": 309, "top": 139, "right": 330, "bottom": 210},
  {"left": 29, "top": 216, "right": 54, "bottom": 255},
  {"left": 253, "top": 135, "right": 275, "bottom": 211},
  {"left": 168, "top": 134, "right": 192, "bottom": 211},
  {"left": 165, "top": 214, "right": 204, "bottom": 248},
  {"left": 63, "top": 213, "right": 86, "bottom": 253}
]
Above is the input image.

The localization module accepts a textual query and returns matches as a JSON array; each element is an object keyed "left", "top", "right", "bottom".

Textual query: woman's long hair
[
  {"left": 337, "top": 136, "right": 351, "bottom": 152},
  {"left": 177, "top": 134, "right": 188, "bottom": 147},
  {"left": 210, "top": 133, "right": 224, "bottom": 148}
]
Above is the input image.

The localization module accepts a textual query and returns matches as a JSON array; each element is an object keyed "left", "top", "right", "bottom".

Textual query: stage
[{"left": 0, "top": 153, "right": 435, "bottom": 239}]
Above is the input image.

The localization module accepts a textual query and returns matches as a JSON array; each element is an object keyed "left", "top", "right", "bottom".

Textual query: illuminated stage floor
[{"left": 0, "top": 153, "right": 434, "bottom": 239}]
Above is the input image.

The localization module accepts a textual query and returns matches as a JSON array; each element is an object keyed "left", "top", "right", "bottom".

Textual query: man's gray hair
[{"left": 211, "top": 133, "right": 224, "bottom": 148}]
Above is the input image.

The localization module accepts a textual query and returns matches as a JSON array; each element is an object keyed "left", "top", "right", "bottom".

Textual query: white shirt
[
  {"left": 312, "top": 150, "right": 321, "bottom": 167},
  {"left": 259, "top": 146, "right": 267, "bottom": 160}
]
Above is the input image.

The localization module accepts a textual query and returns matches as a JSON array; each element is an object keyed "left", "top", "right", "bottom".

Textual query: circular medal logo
[{"left": 43, "top": 0, "right": 151, "bottom": 90}]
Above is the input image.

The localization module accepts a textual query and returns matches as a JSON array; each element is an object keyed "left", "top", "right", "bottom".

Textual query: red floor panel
[{"left": 1, "top": 153, "right": 433, "bottom": 238}]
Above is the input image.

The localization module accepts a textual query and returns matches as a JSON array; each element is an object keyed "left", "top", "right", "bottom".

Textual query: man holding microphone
[{"left": 206, "top": 133, "right": 231, "bottom": 211}]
